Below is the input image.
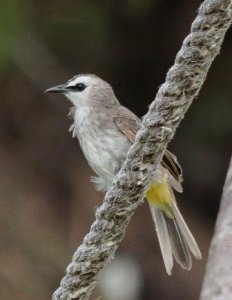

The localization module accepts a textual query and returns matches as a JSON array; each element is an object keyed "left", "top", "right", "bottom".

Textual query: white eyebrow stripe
[{"left": 66, "top": 75, "right": 93, "bottom": 87}]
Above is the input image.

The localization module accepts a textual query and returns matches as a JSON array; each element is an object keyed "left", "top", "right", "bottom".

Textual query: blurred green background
[{"left": 0, "top": 1, "right": 231, "bottom": 299}]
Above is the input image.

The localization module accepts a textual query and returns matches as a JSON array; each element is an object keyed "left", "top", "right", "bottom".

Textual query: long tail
[{"left": 146, "top": 177, "right": 202, "bottom": 275}]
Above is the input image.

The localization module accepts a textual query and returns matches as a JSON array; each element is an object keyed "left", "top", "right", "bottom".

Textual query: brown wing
[
  {"left": 113, "top": 106, "right": 183, "bottom": 190},
  {"left": 162, "top": 150, "right": 183, "bottom": 183},
  {"left": 113, "top": 106, "right": 140, "bottom": 144}
]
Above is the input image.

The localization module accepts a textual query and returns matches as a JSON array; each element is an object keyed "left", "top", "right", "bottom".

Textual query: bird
[{"left": 45, "top": 74, "right": 202, "bottom": 275}]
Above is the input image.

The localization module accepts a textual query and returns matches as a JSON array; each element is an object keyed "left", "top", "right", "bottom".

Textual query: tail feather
[
  {"left": 146, "top": 168, "right": 201, "bottom": 274},
  {"left": 165, "top": 215, "right": 192, "bottom": 270},
  {"left": 149, "top": 203, "right": 173, "bottom": 275},
  {"left": 149, "top": 201, "right": 202, "bottom": 274},
  {"left": 172, "top": 201, "right": 202, "bottom": 260}
]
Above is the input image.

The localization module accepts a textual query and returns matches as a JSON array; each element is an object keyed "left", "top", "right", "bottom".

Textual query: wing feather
[
  {"left": 113, "top": 106, "right": 182, "bottom": 190},
  {"left": 113, "top": 106, "right": 140, "bottom": 143}
]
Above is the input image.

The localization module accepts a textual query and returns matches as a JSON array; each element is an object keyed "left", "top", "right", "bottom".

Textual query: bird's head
[{"left": 45, "top": 74, "right": 119, "bottom": 108}]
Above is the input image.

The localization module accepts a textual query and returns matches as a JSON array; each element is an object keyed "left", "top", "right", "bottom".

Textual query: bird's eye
[
  {"left": 75, "top": 83, "right": 86, "bottom": 91},
  {"left": 68, "top": 82, "right": 86, "bottom": 92}
]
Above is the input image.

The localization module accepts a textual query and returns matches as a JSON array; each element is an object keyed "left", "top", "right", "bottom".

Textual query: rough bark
[
  {"left": 199, "top": 156, "right": 232, "bottom": 300},
  {"left": 53, "top": 1, "right": 232, "bottom": 299}
]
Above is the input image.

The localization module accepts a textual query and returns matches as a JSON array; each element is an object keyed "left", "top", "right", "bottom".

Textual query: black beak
[{"left": 44, "top": 84, "right": 68, "bottom": 94}]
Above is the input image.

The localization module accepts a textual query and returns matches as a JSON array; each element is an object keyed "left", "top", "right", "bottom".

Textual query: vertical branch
[{"left": 200, "top": 155, "right": 232, "bottom": 300}]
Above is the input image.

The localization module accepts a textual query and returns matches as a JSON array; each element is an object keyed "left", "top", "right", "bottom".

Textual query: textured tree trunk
[
  {"left": 52, "top": 1, "right": 232, "bottom": 299},
  {"left": 200, "top": 156, "right": 232, "bottom": 300}
]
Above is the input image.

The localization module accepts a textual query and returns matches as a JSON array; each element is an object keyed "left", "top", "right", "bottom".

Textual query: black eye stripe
[{"left": 68, "top": 83, "right": 86, "bottom": 92}]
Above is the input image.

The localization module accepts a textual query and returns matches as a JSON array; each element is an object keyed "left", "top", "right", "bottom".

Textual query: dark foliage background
[{"left": 0, "top": 1, "right": 231, "bottom": 299}]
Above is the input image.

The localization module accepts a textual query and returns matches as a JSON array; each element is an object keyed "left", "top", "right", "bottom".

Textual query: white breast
[{"left": 70, "top": 106, "right": 131, "bottom": 191}]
